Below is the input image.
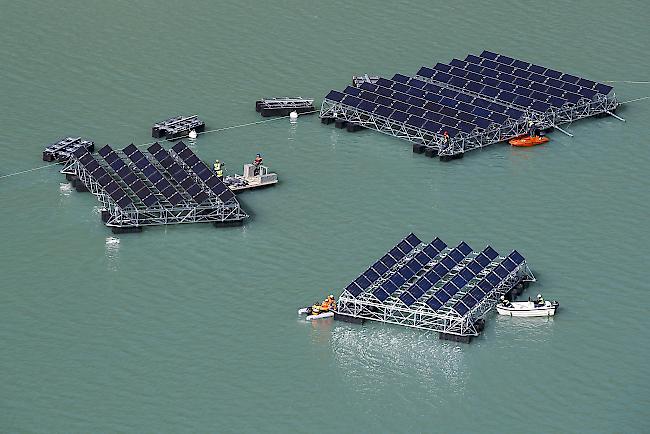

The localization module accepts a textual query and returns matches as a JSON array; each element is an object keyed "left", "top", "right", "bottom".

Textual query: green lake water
[{"left": 1, "top": 0, "right": 649, "bottom": 432}]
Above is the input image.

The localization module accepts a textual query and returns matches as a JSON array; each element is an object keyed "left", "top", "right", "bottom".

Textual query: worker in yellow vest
[{"left": 214, "top": 160, "right": 224, "bottom": 179}]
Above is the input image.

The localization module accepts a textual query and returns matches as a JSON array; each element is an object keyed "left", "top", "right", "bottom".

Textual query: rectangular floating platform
[
  {"left": 151, "top": 115, "right": 205, "bottom": 140},
  {"left": 60, "top": 141, "right": 247, "bottom": 233},
  {"left": 43, "top": 137, "right": 94, "bottom": 163},
  {"left": 334, "top": 233, "right": 535, "bottom": 341},
  {"left": 320, "top": 51, "right": 618, "bottom": 160},
  {"left": 255, "top": 97, "right": 315, "bottom": 117}
]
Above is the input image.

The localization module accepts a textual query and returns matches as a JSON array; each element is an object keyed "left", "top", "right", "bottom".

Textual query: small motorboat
[
  {"left": 509, "top": 135, "right": 550, "bottom": 147},
  {"left": 298, "top": 307, "right": 334, "bottom": 321},
  {"left": 496, "top": 300, "right": 559, "bottom": 317}
]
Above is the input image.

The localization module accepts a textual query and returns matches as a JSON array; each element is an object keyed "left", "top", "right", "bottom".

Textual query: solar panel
[
  {"left": 509, "top": 250, "right": 525, "bottom": 265},
  {"left": 325, "top": 90, "right": 345, "bottom": 102}
]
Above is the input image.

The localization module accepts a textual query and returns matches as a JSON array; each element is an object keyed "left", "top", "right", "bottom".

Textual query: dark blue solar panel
[
  {"left": 392, "top": 99, "right": 409, "bottom": 110},
  {"left": 565, "top": 93, "right": 581, "bottom": 104},
  {"left": 407, "top": 116, "right": 427, "bottom": 129},
  {"left": 431, "top": 237, "right": 447, "bottom": 252},
  {"left": 439, "top": 107, "right": 458, "bottom": 118},
  {"left": 407, "top": 87, "right": 425, "bottom": 99},
  {"left": 449, "top": 249, "right": 464, "bottom": 263},
  {"left": 496, "top": 63, "right": 514, "bottom": 74},
  {"left": 514, "top": 87, "right": 533, "bottom": 97},
  {"left": 456, "top": 242, "right": 471, "bottom": 256},
  {"left": 560, "top": 73, "right": 579, "bottom": 84},
  {"left": 528, "top": 64, "right": 546, "bottom": 74},
  {"left": 492, "top": 265, "right": 508, "bottom": 279},
  {"left": 408, "top": 106, "right": 426, "bottom": 117},
  {"left": 363, "top": 268, "right": 380, "bottom": 283},
  {"left": 441, "top": 256, "right": 456, "bottom": 270},
  {"left": 383, "top": 279, "right": 400, "bottom": 294},
  {"left": 381, "top": 254, "right": 396, "bottom": 268},
  {"left": 512, "top": 59, "right": 530, "bottom": 69},
  {"left": 440, "top": 98, "right": 457, "bottom": 108},
  {"left": 342, "top": 95, "right": 362, "bottom": 107},
  {"left": 509, "top": 250, "right": 525, "bottom": 265},
  {"left": 475, "top": 253, "right": 490, "bottom": 268},
  {"left": 594, "top": 83, "right": 613, "bottom": 95},
  {"left": 514, "top": 96, "right": 533, "bottom": 107},
  {"left": 418, "top": 66, "right": 435, "bottom": 78},
  {"left": 400, "top": 292, "right": 417, "bottom": 306},
  {"left": 359, "top": 91, "right": 377, "bottom": 101},
  {"left": 472, "top": 106, "right": 491, "bottom": 118},
  {"left": 390, "top": 111, "right": 408, "bottom": 122},
  {"left": 544, "top": 69, "right": 562, "bottom": 79},
  {"left": 528, "top": 73, "right": 546, "bottom": 83},
  {"left": 466, "top": 81, "right": 484, "bottom": 93},
  {"left": 373, "top": 288, "right": 389, "bottom": 301},
  {"left": 408, "top": 78, "right": 426, "bottom": 88},
  {"left": 426, "top": 297, "right": 442, "bottom": 310},
  {"left": 501, "top": 258, "right": 517, "bottom": 272},
  {"left": 344, "top": 86, "right": 361, "bottom": 96},
  {"left": 451, "top": 274, "right": 467, "bottom": 290},
  {"left": 325, "top": 90, "right": 344, "bottom": 102},
  {"left": 478, "top": 247, "right": 495, "bottom": 262},
  {"left": 374, "top": 106, "right": 393, "bottom": 118},
  {"left": 478, "top": 279, "right": 493, "bottom": 293},
  {"left": 460, "top": 267, "right": 475, "bottom": 282},
  {"left": 457, "top": 111, "right": 476, "bottom": 123},
  {"left": 373, "top": 261, "right": 388, "bottom": 276},
  {"left": 392, "top": 73, "right": 410, "bottom": 83},
  {"left": 393, "top": 82, "right": 410, "bottom": 94},
  {"left": 355, "top": 275, "right": 371, "bottom": 290},
  {"left": 505, "top": 108, "right": 523, "bottom": 120},
  {"left": 562, "top": 82, "right": 580, "bottom": 93},
  {"left": 423, "top": 121, "right": 441, "bottom": 133},
  {"left": 474, "top": 117, "right": 492, "bottom": 129},
  {"left": 359, "top": 82, "right": 377, "bottom": 92},
  {"left": 358, "top": 101, "right": 377, "bottom": 113},
  {"left": 579, "top": 88, "right": 597, "bottom": 99},
  {"left": 490, "top": 112, "right": 507, "bottom": 124},
  {"left": 531, "top": 101, "right": 551, "bottom": 112},
  {"left": 468, "top": 260, "right": 483, "bottom": 275},
  {"left": 486, "top": 272, "right": 501, "bottom": 286},
  {"left": 465, "top": 71, "right": 483, "bottom": 82},
  {"left": 482, "top": 68, "right": 499, "bottom": 79},
  {"left": 376, "top": 77, "right": 392, "bottom": 87},
  {"left": 434, "top": 63, "right": 452, "bottom": 72}
]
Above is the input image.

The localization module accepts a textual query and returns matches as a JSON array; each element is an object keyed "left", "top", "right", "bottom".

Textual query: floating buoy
[
  {"left": 188, "top": 129, "right": 198, "bottom": 139},
  {"left": 289, "top": 111, "right": 298, "bottom": 120}
]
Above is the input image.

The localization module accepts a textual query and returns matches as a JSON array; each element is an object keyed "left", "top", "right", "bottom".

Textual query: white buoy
[
  {"left": 289, "top": 111, "right": 298, "bottom": 120},
  {"left": 188, "top": 129, "right": 198, "bottom": 139}
]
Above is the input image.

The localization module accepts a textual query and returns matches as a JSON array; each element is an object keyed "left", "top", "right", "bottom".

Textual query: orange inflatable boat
[{"left": 509, "top": 135, "right": 549, "bottom": 147}]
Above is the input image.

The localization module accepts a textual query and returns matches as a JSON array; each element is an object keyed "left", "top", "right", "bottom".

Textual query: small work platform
[
  {"left": 223, "top": 164, "right": 278, "bottom": 191},
  {"left": 352, "top": 75, "right": 380, "bottom": 87},
  {"left": 43, "top": 137, "right": 94, "bottom": 163},
  {"left": 255, "top": 97, "right": 315, "bottom": 117},
  {"left": 151, "top": 115, "right": 205, "bottom": 140}
]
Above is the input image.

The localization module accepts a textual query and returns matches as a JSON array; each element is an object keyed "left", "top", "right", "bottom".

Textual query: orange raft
[{"left": 509, "top": 135, "right": 549, "bottom": 147}]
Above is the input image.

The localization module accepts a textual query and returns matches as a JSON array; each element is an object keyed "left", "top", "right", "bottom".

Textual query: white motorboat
[
  {"left": 223, "top": 163, "right": 278, "bottom": 192},
  {"left": 298, "top": 307, "right": 334, "bottom": 321},
  {"left": 496, "top": 300, "right": 559, "bottom": 317}
]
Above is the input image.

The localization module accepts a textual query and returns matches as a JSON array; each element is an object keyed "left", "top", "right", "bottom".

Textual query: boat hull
[
  {"left": 298, "top": 307, "right": 334, "bottom": 321},
  {"left": 496, "top": 301, "right": 557, "bottom": 317},
  {"left": 509, "top": 136, "right": 549, "bottom": 147}
]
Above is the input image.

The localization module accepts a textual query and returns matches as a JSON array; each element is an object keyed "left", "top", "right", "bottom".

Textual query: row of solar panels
[
  {"left": 416, "top": 51, "right": 611, "bottom": 114},
  {"left": 325, "top": 73, "right": 525, "bottom": 139},
  {"left": 342, "top": 235, "right": 526, "bottom": 317},
  {"left": 72, "top": 142, "right": 235, "bottom": 210}
]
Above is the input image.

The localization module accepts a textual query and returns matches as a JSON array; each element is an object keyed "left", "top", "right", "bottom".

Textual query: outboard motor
[{"left": 551, "top": 300, "right": 560, "bottom": 308}]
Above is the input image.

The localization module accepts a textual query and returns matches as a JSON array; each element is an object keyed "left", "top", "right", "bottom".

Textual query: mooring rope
[
  {"left": 0, "top": 110, "right": 319, "bottom": 180},
  {"left": 602, "top": 80, "right": 650, "bottom": 84}
]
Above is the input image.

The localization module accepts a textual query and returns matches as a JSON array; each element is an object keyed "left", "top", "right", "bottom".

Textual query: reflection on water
[
  {"left": 331, "top": 325, "right": 467, "bottom": 396},
  {"left": 58, "top": 182, "right": 73, "bottom": 197},
  {"left": 288, "top": 118, "right": 297, "bottom": 140},
  {"left": 105, "top": 237, "right": 120, "bottom": 271}
]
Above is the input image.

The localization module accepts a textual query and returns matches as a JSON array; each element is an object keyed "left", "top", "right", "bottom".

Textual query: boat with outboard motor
[
  {"left": 298, "top": 307, "right": 334, "bottom": 321},
  {"left": 298, "top": 295, "right": 336, "bottom": 321},
  {"left": 496, "top": 299, "right": 559, "bottom": 317}
]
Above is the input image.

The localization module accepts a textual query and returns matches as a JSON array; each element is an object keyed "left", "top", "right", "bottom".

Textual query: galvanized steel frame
[
  {"left": 335, "top": 260, "right": 535, "bottom": 337},
  {"left": 61, "top": 155, "right": 247, "bottom": 228},
  {"left": 320, "top": 76, "right": 618, "bottom": 157}
]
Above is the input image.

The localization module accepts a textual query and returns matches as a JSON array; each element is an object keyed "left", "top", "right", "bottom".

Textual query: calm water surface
[{"left": 1, "top": 1, "right": 649, "bottom": 432}]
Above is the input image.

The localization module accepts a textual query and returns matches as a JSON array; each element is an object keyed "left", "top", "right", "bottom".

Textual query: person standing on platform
[
  {"left": 214, "top": 159, "right": 224, "bottom": 179},
  {"left": 253, "top": 153, "right": 263, "bottom": 175},
  {"left": 442, "top": 131, "right": 451, "bottom": 150}
]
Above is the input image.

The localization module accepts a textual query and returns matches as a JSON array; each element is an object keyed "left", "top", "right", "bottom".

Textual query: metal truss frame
[
  {"left": 61, "top": 155, "right": 247, "bottom": 228},
  {"left": 335, "top": 260, "right": 535, "bottom": 337}
]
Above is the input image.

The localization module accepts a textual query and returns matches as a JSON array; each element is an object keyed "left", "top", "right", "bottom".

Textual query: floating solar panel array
[
  {"left": 62, "top": 141, "right": 247, "bottom": 232},
  {"left": 320, "top": 51, "right": 617, "bottom": 159},
  {"left": 335, "top": 234, "right": 535, "bottom": 339}
]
